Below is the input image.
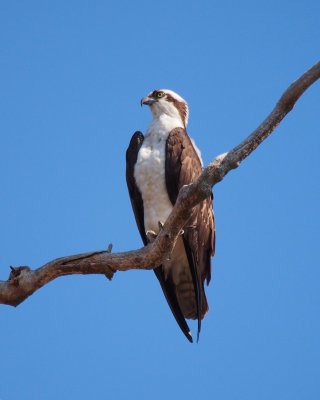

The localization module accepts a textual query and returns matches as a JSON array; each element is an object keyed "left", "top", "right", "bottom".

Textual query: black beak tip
[{"left": 141, "top": 98, "right": 156, "bottom": 107}]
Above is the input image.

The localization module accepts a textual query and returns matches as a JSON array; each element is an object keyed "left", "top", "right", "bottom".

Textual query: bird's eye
[{"left": 157, "top": 92, "right": 164, "bottom": 98}]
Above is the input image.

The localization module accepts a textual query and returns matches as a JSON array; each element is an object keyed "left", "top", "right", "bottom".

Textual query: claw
[{"left": 146, "top": 230, "right": 158, "bottom": 243}]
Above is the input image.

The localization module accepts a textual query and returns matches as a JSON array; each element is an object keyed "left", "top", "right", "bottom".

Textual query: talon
[{"left": 146, "top": 230, "right": 157, "bottom": 243}]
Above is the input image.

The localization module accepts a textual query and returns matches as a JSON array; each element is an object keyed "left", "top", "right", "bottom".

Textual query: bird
[{"left": 126, "top": 89, "right": 215, "bottom": 342}]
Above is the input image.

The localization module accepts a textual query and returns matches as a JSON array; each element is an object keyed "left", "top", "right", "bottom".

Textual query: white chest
[
  {"left": 134, "top": 134, "right": 172, "bottom": 234},
  {"left": 134, "top": 117, "right": 182, "bottom": 234}
]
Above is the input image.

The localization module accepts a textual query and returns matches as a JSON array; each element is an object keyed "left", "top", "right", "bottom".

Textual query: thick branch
[{"left": 1, "top": 61, "right": 319, "bottom": 307}]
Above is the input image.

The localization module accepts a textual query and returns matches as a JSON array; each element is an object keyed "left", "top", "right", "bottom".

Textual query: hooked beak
[{"left": 140, "top": 96, "right": 156, "bottom": 107}]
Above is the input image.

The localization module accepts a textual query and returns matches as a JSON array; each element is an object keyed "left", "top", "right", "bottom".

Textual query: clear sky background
[{"left": 1, "top": 1, "right": 319, "bottom": 399}]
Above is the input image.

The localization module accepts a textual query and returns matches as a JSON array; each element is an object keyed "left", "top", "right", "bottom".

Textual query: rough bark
[{"left": 1, "top": 60, "right": 319, "bottom": 307}]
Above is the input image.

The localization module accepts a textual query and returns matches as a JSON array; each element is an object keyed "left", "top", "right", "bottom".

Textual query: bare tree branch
[{"left": 1, "top": 61, "right": 319, "bottom": 307}]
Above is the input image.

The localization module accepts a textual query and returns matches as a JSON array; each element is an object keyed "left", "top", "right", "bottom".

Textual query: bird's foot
[{"left": 146, "top": 230, "right": 158, "bottom": 243}]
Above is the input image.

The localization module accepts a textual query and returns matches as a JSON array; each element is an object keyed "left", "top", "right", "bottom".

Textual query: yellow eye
[{"left": 157, "top": 92, "right": 164, "bottom": 98}]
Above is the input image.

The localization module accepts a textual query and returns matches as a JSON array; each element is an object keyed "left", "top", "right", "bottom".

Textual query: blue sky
[{"left": 1, "top": 1, "right": 319, "bottom": 399}]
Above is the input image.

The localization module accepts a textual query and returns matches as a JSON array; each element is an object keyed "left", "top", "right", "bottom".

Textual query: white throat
[{"left": 146, "top": 113, "right": 184, "bottom": 137}]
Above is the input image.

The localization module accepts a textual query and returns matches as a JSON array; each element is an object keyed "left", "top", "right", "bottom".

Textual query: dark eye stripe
[{"left": 152, "top": 90, "right": 164, "bottom": 98}]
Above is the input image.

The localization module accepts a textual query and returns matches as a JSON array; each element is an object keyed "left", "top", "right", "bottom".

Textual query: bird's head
[{"left": 141, "top": 89, "right": 189, "bottom": 128}]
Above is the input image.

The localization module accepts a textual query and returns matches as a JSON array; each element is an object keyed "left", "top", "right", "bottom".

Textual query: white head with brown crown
[{"left": 141, "top": 89, "right": 189, "bottom": 129}]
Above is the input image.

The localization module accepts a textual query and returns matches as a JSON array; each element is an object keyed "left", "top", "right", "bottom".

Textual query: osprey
[{"left": 126, "top": 89, "right": 215, "bottom": 342}]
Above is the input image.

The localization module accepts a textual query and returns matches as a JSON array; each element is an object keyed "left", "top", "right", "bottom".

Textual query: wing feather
[
  {"left": 126, "top": 131, "right": 147, "bottom": 245},
  {"left": 165, "top": 127, "right": 215, "bottom": 340}
]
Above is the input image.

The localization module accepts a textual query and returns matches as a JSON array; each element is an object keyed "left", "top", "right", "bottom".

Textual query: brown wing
[
  {"left": 166, "top": 127, "right": 215, "bottom": 340},
  {"left": 126, "top": 131, "right": 193, "bottom": 343},
  {"left": 126, "top": 131, "right": 147, "bottom": 245}
]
